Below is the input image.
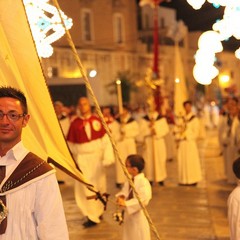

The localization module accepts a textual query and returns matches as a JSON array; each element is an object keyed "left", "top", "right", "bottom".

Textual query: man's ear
[{"left": 22, "top": 114, "right": 30, "bottom": 127}]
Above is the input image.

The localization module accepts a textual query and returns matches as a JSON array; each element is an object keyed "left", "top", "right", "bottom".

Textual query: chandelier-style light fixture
[{"left": 23, "top": 0, "right": 73, "bottom": 58}]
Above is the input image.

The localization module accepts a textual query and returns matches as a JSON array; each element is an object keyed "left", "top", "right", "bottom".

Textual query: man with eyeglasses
[{"left": 0, "top": 86, "right": 69, "bottom": 239}]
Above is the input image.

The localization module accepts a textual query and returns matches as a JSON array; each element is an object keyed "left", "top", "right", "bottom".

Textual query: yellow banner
[{"left": 0, "top": 0, "right": 92, "bottom": 188}]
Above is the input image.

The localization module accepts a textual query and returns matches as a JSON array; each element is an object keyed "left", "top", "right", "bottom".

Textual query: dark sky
[
  {"left": 161, "top": 0, "right": 224, "bottom": 31},
  {"left": 137, "top": 0, "right": 239, "bottom": 51}
]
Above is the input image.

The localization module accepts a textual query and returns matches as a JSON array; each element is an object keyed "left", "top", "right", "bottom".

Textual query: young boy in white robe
[
  {"left": 116, "top": 154, "right": 152, "bottom": 240},
  {"left": 228, "top": 157, "right": 240, "bottom": 240}
]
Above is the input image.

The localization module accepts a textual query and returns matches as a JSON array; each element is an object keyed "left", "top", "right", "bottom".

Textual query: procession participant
[
  {"left": 177, "top": 100, "right": 202, "bottom": 186},
  {"left": 164, "top": 107, "right": 177, "bottom": 161},
  {"left": 67, "top": 97, "right": 114, "bottom": 228},
  {"left": 228, "top": 157, "right": 240, "bottom": 240},
  {"left": 0, "top": 86, "right": 69, "bottom": 239},
  {"left": 116, "top": 154, "right": 152, "bottom": 240},
  {"left": 219, "top": 97, "right": 239, "bottom": 183},
  {"left": 54, "top": 101, "right": 71, "bottom": 137},
  {"left": 114, "top": 105, "right": 139, "bottom": 188},
  {"left": 54, "top": 101, "right": 71, "bottom": 184},
  {"left": 137, "top": 102, "right": 169, "bottom": 186}
]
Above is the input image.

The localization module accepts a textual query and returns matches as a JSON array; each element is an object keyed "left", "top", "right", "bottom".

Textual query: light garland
[
  {"left": 186, "top": 0, "right": 240, "bottom": 85},
  {"left": 23, "top": 0, "right": 73, "bottom": 58}
]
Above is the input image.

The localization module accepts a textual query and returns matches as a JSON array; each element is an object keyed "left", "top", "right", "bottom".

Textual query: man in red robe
[{"left": 67, "top": 97, "right": 114, "bottom": 228}]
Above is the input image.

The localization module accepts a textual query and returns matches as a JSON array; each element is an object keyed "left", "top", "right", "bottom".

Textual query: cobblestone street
[{"left": 59, "top": 129, "right": 234, "bottom": 240}]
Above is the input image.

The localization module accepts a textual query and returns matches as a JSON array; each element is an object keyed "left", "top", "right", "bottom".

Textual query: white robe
[
  {"left": 164, "top": 123, "right": 177, "bottom": 161},
  {"left": 228, "top": 183, "right": 240, "bottom": 240},
  {"left": 219, "top": 115, "right": 239, "bottom": 183},
  {"left": 116, "top": 173, "right": 152, "bottom": 240},
  {"left": 137, "top": 113, "right": 169, "bottom": 182},
  {"left": 114, "top": 116, "right": 139, "bottom": 184},
  {"left": 0, "top": 142, "right": 69, "bottom": 240},
  {"left": 59, "top": 116, "right": 70, "bottom": 137},
  {"left": 177, "top": 113, "right": 202, "bottom": 184},
  {"left": 218, "top": 114, "right": 227, "bottom": 156},
  {"left": 69, "top": 134, "right": 114, "bottom": 223}
]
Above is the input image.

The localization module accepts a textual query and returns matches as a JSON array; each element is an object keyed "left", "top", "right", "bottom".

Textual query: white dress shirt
[{"left": 0, "top": 141, "right": 69, "bottom": 240}]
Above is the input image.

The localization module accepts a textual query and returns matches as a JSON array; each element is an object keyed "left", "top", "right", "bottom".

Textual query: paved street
[{"left": 59, "top": 129, "right": 235, "bottom": 240}]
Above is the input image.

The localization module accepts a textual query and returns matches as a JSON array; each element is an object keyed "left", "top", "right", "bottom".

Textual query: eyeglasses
[{"left": 0, "top": 112, "right": 26, "bottom": 122}]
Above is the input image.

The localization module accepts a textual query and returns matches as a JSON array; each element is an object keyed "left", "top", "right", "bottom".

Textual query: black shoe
[
  {"left": 178, "top": 183, "right": 197, "bottom": 186},
  {"left": 116, "top": 183, "right": 122, "bottom": 189},
  {"left": 158, "top": 181, "right": 164, "bottom": 186},
  {"left": 57, "top": 180, "right": 65, "bottom": 184},
  {"left": 188, "top": 183, "right": 197, "bottom": 186},
  {"left": 82, "top": 219, "right": 97, "bottom": 228}
]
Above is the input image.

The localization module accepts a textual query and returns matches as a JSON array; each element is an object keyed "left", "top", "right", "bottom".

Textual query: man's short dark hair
[
  {"left": 183, "top": 100, "right": 192, "bottom": 107},
  {"left": 0, "top": 86, "right": 28, "bottom": 113},
  {"left": 127, "top": 154, "right": 145, "bottom": 172},
  {"left": 233, "top": 157, "right": 240, "bottom": 179}
]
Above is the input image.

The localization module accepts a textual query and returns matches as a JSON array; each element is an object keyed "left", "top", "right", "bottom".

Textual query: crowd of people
[
  {"left": 51, "top": 94, "right": 240, "bottom": 240},
  {"left": 52, "top": 96, "right": 208, "bottom": 233},
  {"left": 1, "top": 85, "right": 239, "bottom": 239}
]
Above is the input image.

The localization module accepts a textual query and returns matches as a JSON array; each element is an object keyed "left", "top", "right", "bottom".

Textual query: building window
[
  {"left": 144, "top": 14, "right": 150, "bottom": 30},
  {"left": 160, "top": 17, "right": 165, "bottom": 28},
  {"left": 113, "top": 13, "right": 125, "bottom": 44},
  {"left": 81, "top": 9, "right": 94, "bottom": 42}
]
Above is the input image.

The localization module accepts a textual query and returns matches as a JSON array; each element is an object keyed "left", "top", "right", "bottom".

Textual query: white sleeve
[
  {"left": 228, "top": 194, "right": 240, "bottom": 240},
  {"left": 154, "top": 118, "right": 170, "bottom": 138},
  {"left": 35, "top": 174, "right": 69, "bottom": 240},
  {"left": 102, "top": 134, "right": 115, "bottom": 166},
  {"left": 125, "top": 180, "right": 152, "bottom": 215}
]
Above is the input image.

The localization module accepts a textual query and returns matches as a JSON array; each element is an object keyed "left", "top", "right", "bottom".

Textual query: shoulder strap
[{"left": 0, "top": 152, "right": 53, "bottom": 194}]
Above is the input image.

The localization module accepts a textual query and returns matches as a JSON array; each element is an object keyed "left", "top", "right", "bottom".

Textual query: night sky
[{"left": 137, "top": 0, "right": 239, "bottom": 52}]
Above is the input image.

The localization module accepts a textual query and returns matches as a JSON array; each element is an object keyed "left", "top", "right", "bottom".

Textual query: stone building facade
[{"left": 41, "top": 0, "right": 240, "bottom": 109}]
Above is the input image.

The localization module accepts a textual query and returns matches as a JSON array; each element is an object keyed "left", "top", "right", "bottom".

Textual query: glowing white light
[
  {"left": 198, "top": 31, "right": 223, "bottom": 53},
  {"left": 89, "top": 70, "right": 97, "bottom": 78},
  {"left": 208, "top": 0, "right": 228, "bottom": 7},
  {"left": 175, "top": 78, "right": 180, "bottom": 83},
  {"left": 23, "top": 0, "right": 73, "bottom": 58},
  {"left": 235, "top": 48, "right": 240, "bottom": 59},
  {"left": 219, "top": 74, "right": 230, "bottom": 83},
  {"left": 186, "top": 0, "right": 206, "bottom": 9},
  {"left": 186, "top": 0, "right": 240, "bottom": 85},
  {"left": 193, "top": 65, "right": 218, "bottom": 85},
  {"left": 195, "top": 49, "right": 215, "bottom": 66}
]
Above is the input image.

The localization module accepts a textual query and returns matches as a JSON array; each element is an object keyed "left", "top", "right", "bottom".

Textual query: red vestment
[{"left": 67, "top": 115, "right": 106, "bottom": 143}]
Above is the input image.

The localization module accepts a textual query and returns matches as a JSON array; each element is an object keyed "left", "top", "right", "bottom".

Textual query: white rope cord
[{"left": 52, "top": 1, "right": 162, "bottom": 239}]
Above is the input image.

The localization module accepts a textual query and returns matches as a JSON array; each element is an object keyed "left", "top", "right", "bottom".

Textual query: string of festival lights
[
  {"left": 23, "top": 0, "right": 72, "bottom": 58},
  {"left": 187, "top": 0, "right": 240, "bottom": 85}
]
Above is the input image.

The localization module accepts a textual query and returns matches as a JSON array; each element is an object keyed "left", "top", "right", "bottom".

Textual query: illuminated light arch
[
  {"left": 186, "top": 0, "right": 240, "bottom": 85},
  {"left": 23, "top": 0, "right": 73, "bottom": 58}
]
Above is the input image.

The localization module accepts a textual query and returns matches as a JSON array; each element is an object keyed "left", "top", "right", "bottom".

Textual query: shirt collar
[
  {"left": 185, "top": 112, "right": 194, "bottom": 120},
  {"left": 133, "top": 172, "right": 144, "bottom": 181},
  {"left": 1, "top": 141, "right": 28, "bottom": 165}
]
